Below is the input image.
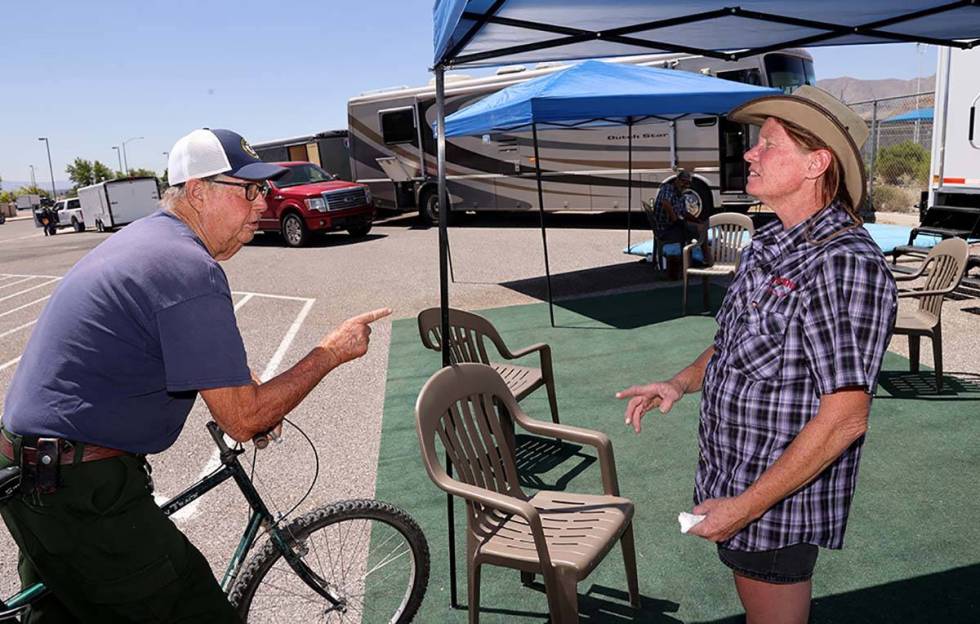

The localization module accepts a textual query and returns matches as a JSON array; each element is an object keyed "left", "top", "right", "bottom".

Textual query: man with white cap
[
  {"left": 0, "top": 128, "right": 390, "bottom": 621},
  {"left": 618, "top": 87, "right": 897, "bottom": 623}
]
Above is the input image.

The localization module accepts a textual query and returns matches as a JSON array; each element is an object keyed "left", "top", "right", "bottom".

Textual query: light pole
[
  {"left": 29, "top": 165, "right": 36, "bottom": 188},
  {"left": 112, "top": 146, "right": 123, "bottom": 175},
  {"left": 38, "top": 137, "right": 56, "bottom": 199},
  {"left": 121, "top": 136, "right": 143, "bottom": 176}
]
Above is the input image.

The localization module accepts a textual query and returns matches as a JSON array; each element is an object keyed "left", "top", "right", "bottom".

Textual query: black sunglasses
[{"left": 210, "top": 179, "right": 269, "bottom": 201}]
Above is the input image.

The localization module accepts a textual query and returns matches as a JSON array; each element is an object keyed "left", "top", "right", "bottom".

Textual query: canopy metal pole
[
  {"left": 627, "top": 117, "right": 634, "bottom": 251},
  {"left": 435, "top": 65, "right": 460, "bottom": 610},
  {"left": 670, "top": 120, "right": 677, "bottom": 169},
  {"left": 532, "top": 123, "right": 555, "bottom": 327}
]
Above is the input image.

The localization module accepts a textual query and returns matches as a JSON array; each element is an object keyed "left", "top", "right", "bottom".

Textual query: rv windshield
[
  {"left": 275, "top": 163, "right": 336, "bottom": 188},
  {"left": 764, "top": 54, "right": 816, "bottom": 93}
]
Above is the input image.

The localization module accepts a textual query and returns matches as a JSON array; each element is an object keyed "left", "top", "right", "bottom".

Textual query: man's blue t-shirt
[{"left": 2, "top": 211, "right": 251, "bottom": 454}]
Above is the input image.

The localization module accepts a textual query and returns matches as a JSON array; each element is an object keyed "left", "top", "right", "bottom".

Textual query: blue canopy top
[
  {"left": 441, "top": 60, "right": 780, "bottom": 137},
  {"left": 434, "top": 1, "right": 980, "bottom": 68},
  {"left": 882, "top": 107, "right": 934, "bottom": 123}
]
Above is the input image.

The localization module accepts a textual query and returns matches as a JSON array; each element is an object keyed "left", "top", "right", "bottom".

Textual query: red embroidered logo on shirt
[{"left": 768, "top": 276, "right": 797, "bottom": 297}]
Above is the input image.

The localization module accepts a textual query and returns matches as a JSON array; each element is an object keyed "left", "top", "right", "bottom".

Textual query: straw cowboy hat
[{"left": 728, "top": 85, "right": 869, "bottom": 209}]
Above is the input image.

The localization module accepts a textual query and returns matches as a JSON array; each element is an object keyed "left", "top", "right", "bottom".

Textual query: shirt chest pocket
[{"left": 727, "top": 292, "right": 803, "bottom": 381}]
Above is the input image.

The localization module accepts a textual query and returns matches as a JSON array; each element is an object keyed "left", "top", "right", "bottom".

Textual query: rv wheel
[
  {"left": 683, "top": 180, "right": 714, "bottom": 221},
  {"left": 72, "top": 217, "right": 85, "bottom": 233},
  {"left": 419, "top": 189, "right": 440, "bottom": 226},
  {"left": 281, "top": 213, "right": 309, "bottom": 247}
]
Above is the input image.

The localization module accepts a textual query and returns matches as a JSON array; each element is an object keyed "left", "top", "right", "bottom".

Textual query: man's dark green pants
[{"left": 0, "top": 439, "right": 240, "bottom": 623}]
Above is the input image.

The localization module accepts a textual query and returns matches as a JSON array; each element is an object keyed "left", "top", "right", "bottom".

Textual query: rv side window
[
  {"left": 380, "top": 108, "right": 418, "bottom": 145},
  {"left": 716, "top": 68, "right": 763, "bottom": 86}
]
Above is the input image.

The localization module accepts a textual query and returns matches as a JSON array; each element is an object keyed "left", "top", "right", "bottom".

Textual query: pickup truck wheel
[
  {"left": 347, "top": 224, "right": 372, "bottom": 238},
  {"left": 72, "top": 217, "right": 85, "bottom": 233},
  {"left": 281, "top": 213, "right": 309, "bottom": 247}
]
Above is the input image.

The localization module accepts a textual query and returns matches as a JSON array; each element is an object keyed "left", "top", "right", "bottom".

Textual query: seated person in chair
[{"left": 651, "top": 169, "right": 707, "bottom": 262}]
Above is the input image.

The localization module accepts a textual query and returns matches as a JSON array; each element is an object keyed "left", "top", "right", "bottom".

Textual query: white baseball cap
[{"left": 167, "top": 128, "right": 287, "bottom": 186}]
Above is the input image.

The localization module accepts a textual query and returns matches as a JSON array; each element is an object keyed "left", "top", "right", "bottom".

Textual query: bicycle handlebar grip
[{"left": 252, "top": 432, "right": 270, "bottom": 449}]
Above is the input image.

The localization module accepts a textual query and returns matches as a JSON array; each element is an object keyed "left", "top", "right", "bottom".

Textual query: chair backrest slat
[
  {"left": 914, "top": 238, "right": 969, "bottom": 319},
  {"left": 418, "top": 308, "right": 504, "bottom": 366},
  {"left": 706, "top": 213, "right": 754, "bottom": 267}
]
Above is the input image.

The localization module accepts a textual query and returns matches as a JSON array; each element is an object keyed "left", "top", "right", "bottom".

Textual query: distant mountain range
[
  {"left": 816, "top": 75, "right": 936, "bottom": 120},
  {"left": 1, "top": 180, "right": 73, "bottom": 194}
]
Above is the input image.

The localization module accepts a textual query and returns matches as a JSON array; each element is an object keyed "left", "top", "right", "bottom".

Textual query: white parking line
[
  {"left": 0, "top": 278, "right": 60, "bottom": 304},
  {"left": 0, "top": 273, "right": 63, "bottom": 280},
  {"left": 0, "top": 277, "right": 34, "bottom": 290},
  {"left": 0, "top": 320, "right": 37, "bottom": 340},
  {"left": 162, "top": 292, "right": 317, "bottom": 521},
  {"left": 0, "top": 357, "right": 20, "bottom": 373},
  {"left": 0, "top": 296, "right": 51, "bottom": 319}
]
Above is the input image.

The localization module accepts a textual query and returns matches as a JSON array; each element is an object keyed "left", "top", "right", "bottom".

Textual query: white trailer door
[
  {"left": 936, "top": 47, "right": 980, "bottom": 190},
  {"left": 107, "top": 179, "right": 160, "bottom": 226}
]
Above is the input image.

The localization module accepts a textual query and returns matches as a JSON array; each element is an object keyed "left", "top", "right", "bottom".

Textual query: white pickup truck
[{"left": 51, "top": 197, "right": 87, "bottom": 232}]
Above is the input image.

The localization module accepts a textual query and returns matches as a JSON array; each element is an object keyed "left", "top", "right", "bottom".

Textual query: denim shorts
[{"left": 717, "top": 543, "right": 819, "bottom": 584}]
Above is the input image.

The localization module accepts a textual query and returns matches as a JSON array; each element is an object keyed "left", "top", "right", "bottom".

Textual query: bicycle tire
[{"left": 229, "top": 499, "right": 429, "bottom": 623}]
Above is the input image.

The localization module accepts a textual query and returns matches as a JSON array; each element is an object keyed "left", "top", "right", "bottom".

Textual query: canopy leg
[{"left": 532, "top": 123, "right": 555, "bottom": 327}]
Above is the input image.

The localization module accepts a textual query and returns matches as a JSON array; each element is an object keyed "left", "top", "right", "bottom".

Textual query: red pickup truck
[{"left": 258, "top": 161, "right": 375, "bottom": 247}]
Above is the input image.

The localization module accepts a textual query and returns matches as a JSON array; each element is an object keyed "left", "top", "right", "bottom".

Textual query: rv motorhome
[{"left": 347, "top": 50, "right": 816, "bottom": 223}]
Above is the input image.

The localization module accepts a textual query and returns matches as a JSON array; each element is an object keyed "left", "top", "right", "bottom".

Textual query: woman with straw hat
[{"left": 617, "top": 86, "right": 897, "bottom": 623}]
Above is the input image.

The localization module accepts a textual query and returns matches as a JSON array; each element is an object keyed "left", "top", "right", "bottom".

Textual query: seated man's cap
[
  {"left": 675, "top": 169, "right": 692, "bottom": 182},
  {"left": 167, "top": 128, "right": 287, "bottom": 186}
]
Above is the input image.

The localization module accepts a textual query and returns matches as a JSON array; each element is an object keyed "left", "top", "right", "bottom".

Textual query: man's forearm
[
  {"left": 249, "top": 347, "right": 341, "bottom": 431},
  {"left": 671, "top": 346, "right": 714, "bottom": 394},
  {"left": 739, "top": 390, "right": 870, "bottom": 521}
]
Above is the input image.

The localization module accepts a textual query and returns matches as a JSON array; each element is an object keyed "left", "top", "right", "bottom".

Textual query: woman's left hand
[{"left": 687, "top": 496, "right": 756, "bottom": 543}]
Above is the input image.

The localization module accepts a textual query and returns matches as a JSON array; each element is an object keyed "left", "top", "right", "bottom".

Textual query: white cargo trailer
[{"left": 78, "top": 177, "right": 160, "bottom": 231}]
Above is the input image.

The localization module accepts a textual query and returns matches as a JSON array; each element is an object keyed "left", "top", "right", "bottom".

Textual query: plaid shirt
[
  {"left": 651, "top": 182, "right": 688, "bottom": 237},
  {"left": 695, "top": 203, "right": 897, "bottom": 551}
]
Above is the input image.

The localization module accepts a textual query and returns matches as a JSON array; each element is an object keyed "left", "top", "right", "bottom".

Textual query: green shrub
[
  {"left": 872, "top": 141, "right": 930, "bottom": 185},
  {"left": 871, "top": 183, "right": 920, "bottom": 214}
]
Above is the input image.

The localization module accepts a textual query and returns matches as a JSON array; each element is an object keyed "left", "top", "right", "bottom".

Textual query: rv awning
[
  {"left": 434, "top": 1, "right": 980, "bottom": 68},
  {"left": 439, "top": 59, "right": 780, "bottom": 137}
]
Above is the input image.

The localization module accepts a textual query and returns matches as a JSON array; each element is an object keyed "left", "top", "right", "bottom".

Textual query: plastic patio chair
[
  {"left": 682, "top": 212, "right": 754, "bottom": 313},
  {"left": 417, "top": 307, "right": 560, "bottom": 424},
  {"left": 892, "top": 237, "right": 970, "bottom": 390},
  {"left": 415, "top": 363, "right": 639, "bottom": 624}
]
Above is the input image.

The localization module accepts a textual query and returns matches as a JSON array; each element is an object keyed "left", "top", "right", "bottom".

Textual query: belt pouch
[{"left": 35, "top": 438, "right": 61, "bottom": 494}]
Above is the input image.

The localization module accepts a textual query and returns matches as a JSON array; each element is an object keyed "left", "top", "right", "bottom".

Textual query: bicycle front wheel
[{"left": 230, "top": 499, "right": 429, "bottom": 623}]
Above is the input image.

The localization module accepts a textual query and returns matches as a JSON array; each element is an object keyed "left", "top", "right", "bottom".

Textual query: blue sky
[{"left": 0, "top": 1, "right": 937, "bottom": 188}]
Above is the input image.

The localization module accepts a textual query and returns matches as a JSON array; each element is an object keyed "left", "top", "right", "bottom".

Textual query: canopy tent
[
  {"left": 882, "top": 107, "right": 934, "bottom": 123},
  {"left": 428, "top": 1, "right": 980, "bottom": 608},
  {"left": 440, "top": 59, "right": 779, "bottom": 325},
  {"left": 434, "top": 1, "right": 980, "bottom": 69}
]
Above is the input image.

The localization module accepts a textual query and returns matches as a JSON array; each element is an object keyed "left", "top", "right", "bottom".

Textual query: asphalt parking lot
[
  {"left": 0, "top": 209, "right": 661, "bottom": 605},
  {"left": 2, "top": 208, "right": 978, "bottom": 613}
]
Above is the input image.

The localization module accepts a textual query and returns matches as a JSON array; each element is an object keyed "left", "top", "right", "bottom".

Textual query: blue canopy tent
[
  {"left": 882, "top": 107, "right": 934, "bottom": 123},
  {"left": 440, "top": 59, "right": 779, "bottom": 325},
  {"left": 429, "top": 0, "right": 980, "bottom": 607}
]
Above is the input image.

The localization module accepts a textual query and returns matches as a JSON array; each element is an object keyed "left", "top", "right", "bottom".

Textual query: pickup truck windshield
[{"left": 275, "top": 163, "right": 335, "bottom": 188}]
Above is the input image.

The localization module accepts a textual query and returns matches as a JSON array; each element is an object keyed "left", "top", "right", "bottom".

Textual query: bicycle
[{"left": 0, "top": 420, "right": 430, "bottom": 623}]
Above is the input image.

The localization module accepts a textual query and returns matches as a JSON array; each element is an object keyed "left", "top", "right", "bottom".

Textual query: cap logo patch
[{"left": 241, "top": 138, "right": 259, "bottom": 159}]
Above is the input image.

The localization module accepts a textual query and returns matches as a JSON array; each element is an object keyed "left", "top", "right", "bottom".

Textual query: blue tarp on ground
[
  {"left": 624, "top": 223, "right": 968, "bottom": 259},
  {"left": 440, "top": 60, "right": 779, "bottom": 137},
  {"left": 434, "top": 1, "right": 980, "bottom": 68}
]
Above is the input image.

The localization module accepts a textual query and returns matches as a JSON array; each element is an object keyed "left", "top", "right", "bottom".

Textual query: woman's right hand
[{"left": 616, "top": 380, "right": 684, "bottom": 433}]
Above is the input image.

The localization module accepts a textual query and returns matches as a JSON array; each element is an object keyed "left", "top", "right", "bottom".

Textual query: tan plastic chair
[
  {"left": 415, "top": 363, "right": 639, "bottom": 624},
  {"left": 892, "top": 237, "right": 970, "bottom": 390},
  {"left": 682, "top": 212, "right": 754, "bottom": 313},
  {"left": 418, "top": 307, "right": 560, "bottom": 424}
]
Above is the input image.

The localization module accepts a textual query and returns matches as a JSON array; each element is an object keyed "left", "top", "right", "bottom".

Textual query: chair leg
[
  {"left": 544, "top": 566, "right": 579, "bottom": 624},
  {"left": 620, "top": 523, "right": 640, "bottom": 608},
  {"left": 701, "top": 275, "right": 709, "bottom": 311},
  {"left": 467, "top": 560, "right": 482, "bottom": 624},
  {"left": 932, "top": 327, "right": 943, "bottom": 391},
  {"left": 682, "top": 272, "right": 689, "bottom": 314},
  {"left": 521, "top": 570, "right": 535, "bottom": 587},
  {"left": 908, "top": 335, "right": 920, "bottom": 373},
  {"left": 545, "top": 379, "right": 560, "bottom": 425}
]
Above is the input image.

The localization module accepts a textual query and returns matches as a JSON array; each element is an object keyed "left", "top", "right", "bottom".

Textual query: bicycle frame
[{"left": 1, "top": 421, "right": 344, "bottom": 620}]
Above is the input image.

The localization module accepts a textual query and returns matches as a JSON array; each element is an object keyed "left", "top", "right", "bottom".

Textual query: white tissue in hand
[{"left": 678, "top": 512, "right": 706, "bottom": 534}]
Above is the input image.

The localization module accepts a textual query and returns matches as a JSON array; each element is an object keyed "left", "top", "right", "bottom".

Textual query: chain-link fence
[{"left": 847, "top": 91, "right": 934, "bottom": 215}]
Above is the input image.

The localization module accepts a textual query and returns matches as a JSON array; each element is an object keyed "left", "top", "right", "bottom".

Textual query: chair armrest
[
  {"left": 431, "top": 477, "right": 554, "bottom": 568},
  {"left": 892, "top": 272, "right": 923, "bottom": 282},
  {"left": 898, "top": 287, "right": 958, "bottom": 299},
  {"left": 505, "top": 342, "right": 548, "bottom": 361},
  {"left": 682, "top": 239, "right": 699, "bottom": 272},
  {"left": 511, "top": 414, "right": 621, "bottom": 496}
]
